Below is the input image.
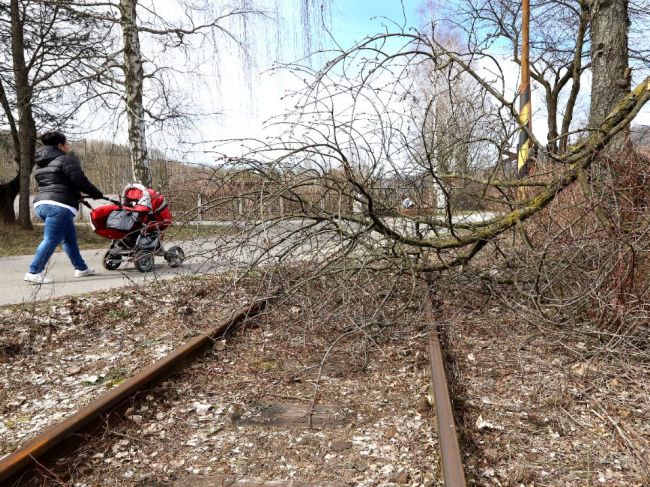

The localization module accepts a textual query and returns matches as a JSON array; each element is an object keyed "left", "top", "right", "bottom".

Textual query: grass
[{"left": 0, "top": 223, "right": 233, "bottom": 257}]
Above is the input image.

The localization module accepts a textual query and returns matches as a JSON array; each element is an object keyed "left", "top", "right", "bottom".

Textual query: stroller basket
[{"left": 106, "top": 209, "right": 140, "bottom": 232}]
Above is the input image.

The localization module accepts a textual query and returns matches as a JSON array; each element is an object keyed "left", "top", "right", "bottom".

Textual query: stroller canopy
[{"left": 122, "top": 183, "right": 153, "bottom": 210}]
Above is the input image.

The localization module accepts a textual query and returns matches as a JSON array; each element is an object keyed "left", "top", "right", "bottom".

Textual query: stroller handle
[{"left": 81, "top": 197, "right": 122, "bottom": 209}]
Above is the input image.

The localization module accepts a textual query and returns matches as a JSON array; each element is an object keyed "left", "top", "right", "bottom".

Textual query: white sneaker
[
  {"left": 24, "top": 272, "right": 53, "bottom": 284},
  {"left": 74, "top": 267, "right": 96, "bottom": 278}
]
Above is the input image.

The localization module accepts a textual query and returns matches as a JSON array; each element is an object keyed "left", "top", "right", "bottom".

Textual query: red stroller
[{"left": 89, "top": 183, "right": 184, "bottom": 272}]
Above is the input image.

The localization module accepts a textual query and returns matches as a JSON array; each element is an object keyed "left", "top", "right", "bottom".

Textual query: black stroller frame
[{"left": 102, "top": 227, "right": 184, "bottom": 273}]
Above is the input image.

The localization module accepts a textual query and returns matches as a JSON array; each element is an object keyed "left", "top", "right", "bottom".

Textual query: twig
[
  {"left": 307, "top": 329, "right": 356, "bottom": 429},
  {"left": 32, "top": 455, "right": 70, "bottom": 486},
  {"left": 591, "top": 405, "right": 647, "bottom": 468}
]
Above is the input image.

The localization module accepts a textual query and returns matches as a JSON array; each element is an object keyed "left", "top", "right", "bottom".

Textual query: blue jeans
[{"left": 29, "top": 204, "right": 88, "bottom": 274}]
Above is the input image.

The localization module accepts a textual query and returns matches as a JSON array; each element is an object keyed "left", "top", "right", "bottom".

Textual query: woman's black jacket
[{"left": 33, "top": 146, "right": 103, "bottom": 209}]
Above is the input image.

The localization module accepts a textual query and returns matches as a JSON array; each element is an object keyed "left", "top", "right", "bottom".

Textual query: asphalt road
[
  {"left": 0, "top": 239, "right": 225, "bottom": 307},
  {"left": 1, "top": 213, "right": 498, "bottom": 307},
  {"left": 0, "top": 223, "right": 300, "bottom": 307},
  {"left": 0, "top": 221, "right": 315, "bottom": 307}
]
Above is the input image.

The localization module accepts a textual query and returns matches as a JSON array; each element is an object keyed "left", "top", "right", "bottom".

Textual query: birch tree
[
  {"left": 69, "top": 0, "right": 331, "bottom": 187},
  {"left": 119, "top": 0, "right": 150, "bottom": 186}
]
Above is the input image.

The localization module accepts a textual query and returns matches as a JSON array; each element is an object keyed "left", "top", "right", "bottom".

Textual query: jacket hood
[{"left": 35, "top": 145, "right": 65, "bottom": 167}]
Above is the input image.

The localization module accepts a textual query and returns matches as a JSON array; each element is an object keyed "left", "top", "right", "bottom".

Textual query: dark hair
[{"left": 41, "top": 131, "right": 67, "bottom": 147}]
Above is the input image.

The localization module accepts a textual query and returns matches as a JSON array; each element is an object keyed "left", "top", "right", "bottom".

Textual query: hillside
[{"left": 0, "top": 133, "right": 215, "bottom": 204}]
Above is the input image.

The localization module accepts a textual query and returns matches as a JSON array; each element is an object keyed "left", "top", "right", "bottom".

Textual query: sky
[
  {"left": 183, "top": 0, "right": 649, "bottom": 163},
  {"left": 78, "top": 0, "right": 649, "bottom": 163},
  {"left": 332, "top": 0, "right": 421, "bottom": 45},
  {"left": 178, "top": 0, "right": 427, "bottom": 161}
]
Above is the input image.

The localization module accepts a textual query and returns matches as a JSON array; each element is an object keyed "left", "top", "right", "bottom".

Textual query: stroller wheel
[
  {"left": 103, "top": 250, "right": 122, "bottom": 270},
  {"left": 134, "top": 252, "right": 155, "bottom": 273},
  {"left": 164, "top": 246, "right": 185, "bottom": 268}
]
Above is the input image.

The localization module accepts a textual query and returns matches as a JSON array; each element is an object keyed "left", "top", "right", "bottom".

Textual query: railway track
[
  {"left": 1, "top": 285, "right": 467, "bottom": 486},
  {"left": 424, "top": 289, "right": 467, "bottom": 486},
  {"left": 0, "top": 297, "right": 275, "bottom": 485}
]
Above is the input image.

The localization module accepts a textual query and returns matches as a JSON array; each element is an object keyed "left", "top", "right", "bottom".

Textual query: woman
[{"left": 24, "top": 131, "right": 104, "bottom": 284}]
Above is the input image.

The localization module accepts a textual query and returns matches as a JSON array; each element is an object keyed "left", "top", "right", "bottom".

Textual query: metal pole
[{"left": 517, "top": 0, "right": 532, "bottom": 179}]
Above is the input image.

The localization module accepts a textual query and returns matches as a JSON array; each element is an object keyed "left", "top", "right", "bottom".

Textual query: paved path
[
  {"left": 2, "top": 213, "right": 498, "bottom": 307},
  {"left": 0, "top": 240, "right": 223, "bottom": 307},
  {"left": 0, "top": 221, "right": 310, "bottom": 307}
]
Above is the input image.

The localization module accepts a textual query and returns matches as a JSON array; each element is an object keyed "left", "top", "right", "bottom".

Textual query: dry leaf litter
[
  {"left": 0, "top": 274, "right": 261, "bottom": 455},
  {"left": 8, "top": 275, "right": 441, "bottom": 486},
  {"left": 436, "top": 277, "right": 649, "bottom": 486}
]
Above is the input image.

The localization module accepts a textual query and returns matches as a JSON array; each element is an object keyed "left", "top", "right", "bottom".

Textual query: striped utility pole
[{"left": 517, "top": 0, "right": 532, "bottom": 179}]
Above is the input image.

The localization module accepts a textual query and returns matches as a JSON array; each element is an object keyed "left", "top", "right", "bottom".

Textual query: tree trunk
[
  {"left": 545, "top": 90, "right": 558, "bottom": 153},
  {"left": 588, "top": 0, "right": 633, "bottom": 211},
  {"left": 589, "top": 0, "right": 630, "bottom": 149},
  {"left": 0, "top": 79, "right": 21, "bottom": 225},
  {"left": 10, "top": 0, "right": 36, "bottom": 230},
  {"left": 587, "top": 0, "right": 631, "bottom": 214},
  {"left": 559, "top": 2, "right": 589, "bottom": 153},
  {"left": 120, "top": 0, "right": 151, "bottom": 187},
  {"left": 588, "top": 0, "right": 639, "bottom": 329},
  {"left": 0, "top": 176, "right": 19, "bottom": 224}
]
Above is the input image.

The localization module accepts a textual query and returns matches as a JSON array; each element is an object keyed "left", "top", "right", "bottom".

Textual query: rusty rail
[
  {"left": 0, "top": 296, "right": 274, "bottom": 484},
  {"left": 425, "top": 291, "right": 467, "bottom": 486}
]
